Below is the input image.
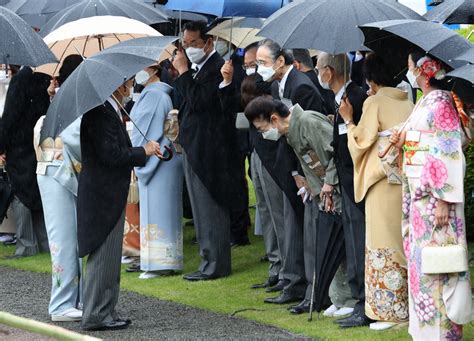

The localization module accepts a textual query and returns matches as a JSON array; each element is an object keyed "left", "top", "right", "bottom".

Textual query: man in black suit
[
  {"left": 172, "top": 21, "right": 241, "bottom": 281},
  {"left": 0, "top": 67, "right": 50, "bottom": 257},
  {"left": 316, "top": 52, "right": 369, "bottom": 328},
  {"left": 255, "top": 39, "right": 326, "bottom": 306},
  {"left": 78, "top": 79, "right": 162, "bottom": 331},
  {"left": 292, "top": 49, "right": 336, "bottom": 116}
]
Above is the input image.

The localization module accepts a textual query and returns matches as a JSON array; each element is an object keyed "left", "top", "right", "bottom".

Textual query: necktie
[
  {"left": 192, "top": 66, "right": 199, "bottom": 79},
  {"left": 334, "top": 100, "right": 340, "bottom": 122}
]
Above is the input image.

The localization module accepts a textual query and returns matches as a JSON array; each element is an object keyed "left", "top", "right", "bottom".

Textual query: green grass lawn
[{"left": 1, "top": 183, "right": 474, "bottom": 340}]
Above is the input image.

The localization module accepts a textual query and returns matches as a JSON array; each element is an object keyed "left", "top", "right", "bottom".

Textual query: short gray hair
[
  {"left": 258, "top": 39, "right": 294, "bottom": 65},
  {"left": 318, "top": 52, "right": 351, "bottom": 80}
]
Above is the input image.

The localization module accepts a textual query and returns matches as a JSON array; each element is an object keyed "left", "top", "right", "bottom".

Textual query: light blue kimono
[
  {"left": 131, "top": 82, "right": 184, "bottom": 271},
  {"left": 37, "top": 117, "right": 82, "bottom": 315}
]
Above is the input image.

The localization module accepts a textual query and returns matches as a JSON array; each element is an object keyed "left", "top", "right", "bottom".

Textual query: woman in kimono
[
  {"left": 131, "top": 65, "right": 184, "bottom": 279},
  {"left": 339, "top": 53, "right": 413, "bottom": 330},
  {"left": 390, "top": 51, "right": 472, "bottom": 340},
  {"left": 36, "top": 55, "right": 83, "bottom": 321}
]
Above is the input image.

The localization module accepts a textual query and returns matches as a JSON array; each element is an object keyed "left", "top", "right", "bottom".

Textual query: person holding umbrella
[
  {"left": 78, "top": 79, "right": 163, "bottom": 331},
  {"left": 315, "top": 52, "right": 369, "bottom": 328},
  {"left": 390, "top": 50, "right": 472, "bottom": 340}
]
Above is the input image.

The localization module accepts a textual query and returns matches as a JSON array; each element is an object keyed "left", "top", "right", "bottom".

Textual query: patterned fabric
[{"left": 402, "top": 90, "right": 472, "bottom": 340}]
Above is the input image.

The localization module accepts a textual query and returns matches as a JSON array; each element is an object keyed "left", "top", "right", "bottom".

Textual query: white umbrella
[
  {"left": 208, "top": 17, "right": 265, "bottom": 48},
  {"left": 36, "top": 15, "right": 165, "bottom": 76}
]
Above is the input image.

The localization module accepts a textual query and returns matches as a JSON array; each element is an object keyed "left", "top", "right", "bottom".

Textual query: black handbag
[{"left": 0, "top": 168, "right": 13, "bottom": 225}]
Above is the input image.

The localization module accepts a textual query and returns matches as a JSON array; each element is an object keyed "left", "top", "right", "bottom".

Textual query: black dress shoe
[
  {"left": 84, "top": 319, "right": 131, "bottom": 331},
  {"left": 289, "top": 299, "right": 313, "bottom": 314},
  {"left": 230, "top": 239, "right": 251, "bottom": 247},
  {"left": 183, "top": 271, "right": 216, "bottom": 281},
  {"left": 251, "top": 277, "right": 278, "bottom": 289},
  {"left": 338, "top": 311, "right": 373, "bottom": 329},
  {"left": 264, "top": 290, "right": 304, "bottom": 304},
  {"left": 3, "top": 237, "right": 17, "bottom": 246},
  {"left": 260, "top": 255, "right": 269, "bottom": 262},
  {"left": 265, "top": 279, "right": 288, "bottom": 293}
]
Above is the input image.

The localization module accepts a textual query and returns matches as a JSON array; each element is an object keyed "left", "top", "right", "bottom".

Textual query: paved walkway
[{"left": 0, "top": 266, "right": 303, "bottom": 340}]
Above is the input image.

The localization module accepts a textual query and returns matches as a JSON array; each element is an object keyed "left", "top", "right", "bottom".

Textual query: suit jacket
[
  {"left": 333, "top": 82, "right": 367, "bottom": 208},
  {"left": 304, "top": 70, "right": 336, "bottom": 116},
  {"left": 175, "top": 52, "right": 240, "bottom": 209},
  {"left": 77, "top": 101, "right": 146, "bottom": 257},
  {"left": 0, "top": 67, "right": 50, "bottom": 210},
  {"left": 272, "top": 67, "right": 325, "bottom": 113}
]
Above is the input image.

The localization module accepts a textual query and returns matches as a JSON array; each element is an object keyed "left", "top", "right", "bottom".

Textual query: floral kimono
[{"left": 402, "top": 90, "right": 472, "bottom": 340}]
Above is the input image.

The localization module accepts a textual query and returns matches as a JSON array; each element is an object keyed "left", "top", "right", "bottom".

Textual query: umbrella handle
[
  {"left": 158, "top": 145, "right": 173, "bottom": 161},
  {"left": 308, "top": 269, "right": 316, "bottom": 322},
  {"left": 378, "top": 143, "right": 393, "bottom": 158}
]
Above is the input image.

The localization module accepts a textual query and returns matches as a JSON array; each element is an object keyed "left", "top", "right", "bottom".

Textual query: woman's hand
[
  {"left": 434, "top": 199, "right": 450, "bottom": 227},
  {"left": 389, "top": 130, "right": 406, "bottom": 149},
  {"left": 339, "top": 96, "right": 353, "bottom": 123}
]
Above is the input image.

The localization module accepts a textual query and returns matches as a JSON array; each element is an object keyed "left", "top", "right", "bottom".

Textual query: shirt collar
[
  {"left": 279, "top": 65, "right": 293, "bottom": 93},
  {"left": 335, "top": 80, "right": 352, "bottom": 105},
  {"left": 192, "top": 49, "right": 216, "bottom": 72},
  {"left": 106, "top": 97, "right": 121, "bottom": 118}
]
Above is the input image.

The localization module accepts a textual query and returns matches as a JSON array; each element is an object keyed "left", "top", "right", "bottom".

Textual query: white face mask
[
  {"left": 257, "top": 64, "right": 276, "bottom": 82},
  {"left": 245, "top": 67, "right": 256, "bottom": 76},
  {"left": 185, "top": 46, "right": 207, "bottom": 64},
  {"left": 215, "top": 40, "right": 229, "bottom": 57},
  {"left": 262, "top": 127, "right": 281, "bottom": 141},
  {"left": 318, "top": 74, "right": 330, "bottom": 90},
  {"left": 406, "top": 69, "right": 419, "bottom": 89},
  {"left": 135, "top": 70, "right": 151, "bottom": 86},
  {"left": 0, "top": 70, "right": 8, "bottom": 84}
]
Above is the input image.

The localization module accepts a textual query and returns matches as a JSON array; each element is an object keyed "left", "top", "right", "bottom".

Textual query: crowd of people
[{"left": 0, "top": 19, "right": 472, "bottom": 340}]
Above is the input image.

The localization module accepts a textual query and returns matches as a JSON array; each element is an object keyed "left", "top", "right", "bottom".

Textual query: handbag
[
  {"left": 377, "top": 133, "right": 402, "bottom": 185},
  {"left": 164, "top": 109, "right": 182, "bottom": 153},
  {"left": 421, "top": 223, "right": 469, "bottom": 274},
  {"left": 0, "top": 168, "right": 13, "bottom": 225},
  {"left": 127, "top": 171, "right": 139, "bottom": 205}
]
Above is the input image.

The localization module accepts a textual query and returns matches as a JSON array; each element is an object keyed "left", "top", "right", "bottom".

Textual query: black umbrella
[
  {"left": 446, "top": 63, "right": 474, "bottom": 104},
  {"left": 40, "top": 0, "right": 168, "bottom": 37},
  {"left": 3, "top": 0, "right": 77, "bottom": 29},
  {"left": 424, "top": 0, "right": 474, "bottom": 24},
  {"left": 360, "top": 19, "right": 474, "bottom": 79},
  {"left": 0, "top": 7, "right": 57, "bottom": 67},
  {"left": 40, "top": 35, "right": 177, "bottom": 142},
  {"left": 311, "top": 211, "right": 345, "bottom": 314},
  {"left": 256, "top": 0, "right": 423, "bottom": 54}
]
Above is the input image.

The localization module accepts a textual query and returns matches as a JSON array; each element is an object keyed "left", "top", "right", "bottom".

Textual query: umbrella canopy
[
  {"left": 143, "top": 2, "right": 209, "bottom": 21},
  {"left": 40, "top": 0, "right": 168, "bottom": 37},
  {"left": 3, "top": 0, "right": 77, "bottom": 29},
  {"left": 165, "top": 0, "right": 287, "bottom": 18},
  {"left": 360, "top": 19, "right": 474, "bottom": 78},
  {"left": 208, "top": 17, "right": 264, "bottom": 48},
  {"left": 36, "top": 16, "right": 163, "bottom": 76},
  {"left": 0, "top": 6, "right": 57, "bottom": 66},
  {"left": 424, "top": 0, "right": 474, "bottom": 24},
  {"left": 257, "top": 0, "right": 424, "bottom": 54},
  {"left": 446, "top": 63, "right": 474, "bottom": 104},
  {"left": 40, "top": 35, "right": 178, "bottom": 142},
  {"left": 313, "top": 211, "right": 345, "bottom": 312}
]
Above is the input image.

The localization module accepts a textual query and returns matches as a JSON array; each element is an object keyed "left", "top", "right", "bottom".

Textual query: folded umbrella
[
  {"left": 3, "top": 0, "right": 77, "bottom": 29},
  {"left": 360, "top": 19, "right": 474, "bottom": 79},
  {"left": 40, "top": 35, "right": 178, "bottom": 142},
  {"left": 424, "top": 0, "right": 474, "bottom": 24},
  {"left": 35, "top": 15, "right": 163, "bottom": 76},
  {"left": 40, "top": 0, "right": 168, "bottom": 37},
  {"left": 208, "top": 17, "right": 264, "bottom": 48},
  {"left": 311, "top": 211, "right": 345, "bottom": 313},
  {"left": 257, "top": 0, "right": 423, "bottom": 54},
  {"left": 0, "top": 6, "right": 57, "bottom": 67}
]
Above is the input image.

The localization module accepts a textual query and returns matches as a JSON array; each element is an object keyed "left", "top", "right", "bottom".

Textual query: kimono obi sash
[
  {"left": 402, "top": 129, "right": 434, "bottom": 179},
  {"left": 36, "top": 137, "right": 64, "bottom": 175}
]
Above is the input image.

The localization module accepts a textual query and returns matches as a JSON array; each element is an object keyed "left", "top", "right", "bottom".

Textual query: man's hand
[
  {"left": 434, "top": 199, "right": 450, "bottom": 227},
  {"left": 320, "top": 183, "right": 334, "bottom": 201},
  {"left": 294, "top": 174, "right": 307, "bottom": 189},
  {"left": 339, "top": 96, "right": 353, "bottom": 123},
  {"left": 172, "top": 49, "right": 189, "bottom": 75},
  {"left": 220, "top": 60, "right": 234, "bottom": 84},
  {"left": 144, "top": 141, "right": 163, "bottom": 158},
  {"left": 47, "top": 78, "right": 59, "bottom": 97},
  {"left": 0, "top": 153, "right": 6, "bottom": 164}
]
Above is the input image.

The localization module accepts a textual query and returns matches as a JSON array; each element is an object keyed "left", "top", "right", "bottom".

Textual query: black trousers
[
  {"left": 230, "top": 152, "right": 250, "bottom": 244},
  {"left": 340, "top": 186, "right": 366, "bottom": 314}
]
